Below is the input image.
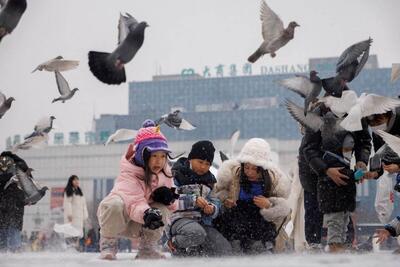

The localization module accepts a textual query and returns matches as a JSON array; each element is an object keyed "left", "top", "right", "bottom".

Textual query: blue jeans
[{"left": 0, "top": 227, "right": 22, "bottom": 252}]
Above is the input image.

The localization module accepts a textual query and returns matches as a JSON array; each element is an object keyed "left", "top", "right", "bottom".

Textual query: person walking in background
[{"left": 63, "top": 174, "right": 88, "bottom": 248}]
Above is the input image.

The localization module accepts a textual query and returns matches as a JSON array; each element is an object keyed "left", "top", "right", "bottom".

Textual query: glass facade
[{"left": 95, "top": 56, "right": 396, "bottom": 143}]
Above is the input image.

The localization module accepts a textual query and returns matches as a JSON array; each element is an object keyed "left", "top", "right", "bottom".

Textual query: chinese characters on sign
[{"left": 181, "top": 63, "right": 308, "bottom": 77}]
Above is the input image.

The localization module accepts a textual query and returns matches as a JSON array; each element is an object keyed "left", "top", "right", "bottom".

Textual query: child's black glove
[
  {"left": 152, "top": 186, "right": 179, "bottom": 205},
  {"left": 143, "top": 208, "right": 164, "bottom": 230}
]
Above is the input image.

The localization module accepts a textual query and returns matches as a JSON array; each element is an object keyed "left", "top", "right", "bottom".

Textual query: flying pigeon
[
  {"left": 391, "top": 63, "right": 400, "bottom": 83},
  {"left": 0, "top": 91, "right": 14, "bottom": 119},
  {"left": 370, "top": 143, "right": 400, "bottom": 170},
  {"left": 105, "top": 128, "right": 138, "bottom": 145},
  {"left": 317, "top": 90, "right": 358, "bottom": 119},
  {"left": 12, "top": 133, "right": 49, "bottom": 152},
  {"left": 248, "top": 0, "right": 299, "bottom": 63},
  {"left": 52, "top": 71, "right": 79, "bottom": 103},
  {"left": 155, "top": 110, "right": 196, "bottom": 130},
  {"left": 339, "top": 93, "right": 400, "bottom": 131},
  {"left": 32, "top": 56, "right": 79, "bottom": 73},
  {"left": 285, "top": 99, "right": 344, "bottom": 133},
  {"left": 229, "top": 129, "right": 240, "bottom": 157},
  {"left": 88, "top": 13, "right": 148, "bottom": 85},
  {"left": 375, "top": 130, "right": 400, "bottom": 157},
  {"left": 0, "top": 0, "right": 27, "bottom": 44},
  {"left": 279, "top": 70, "right": 322, "bottom": 115},
  {"left": 322, "top": 38, "right": 372, "bottom": 97},
  {"left": 25, "top": 116, "right": 56, "bottom": 139},
  {"left": 15, "top": 168, "right": 48, "bottom": 205},
  {"left": 219, "top": 151, "right": 229, "bottom": 162}
]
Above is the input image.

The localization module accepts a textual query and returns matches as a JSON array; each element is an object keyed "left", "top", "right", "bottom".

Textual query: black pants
[
  {"left": 304, "top": 190, "right": 323, "bottom": 245},
  {"left": 215, "top": 201, "right": 276, "bottom": 250}
]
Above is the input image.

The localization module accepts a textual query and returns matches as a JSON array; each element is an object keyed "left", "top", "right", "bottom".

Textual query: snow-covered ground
[{"left": 0, "top": 251, "right": 398, "bottom": 267}]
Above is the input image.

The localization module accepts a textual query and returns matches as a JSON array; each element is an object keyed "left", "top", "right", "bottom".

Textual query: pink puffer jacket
[{"left": 108, "top": 143, "right": 177, "bottom": 224}]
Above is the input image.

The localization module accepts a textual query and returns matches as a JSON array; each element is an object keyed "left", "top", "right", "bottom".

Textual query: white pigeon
[
  {"left": 52, "top": 71, "right": 79, "bottom": 103},
  {"left": 32, "top": 56, "right": 79, "bottom": 73},
  {"left": 12, "top": 133, "right": 48, "bottom": 152},
  {"left": 340, "top": 93, "right": 400, "bottom": 131},
  {"left": 229, "top": 129, "right": 240, "bottom": 157},
  {"left": 375, "top": 130, "right": 400, "bottom": 157},
  {"left": 391, "top": 63, "right": 400, "bottom": 83},
  {"left": 105, "top": 129, "right": 138, "bottom": 145},
  {"left": 318, "top": 90, "right": 358, "bottom": 118}
]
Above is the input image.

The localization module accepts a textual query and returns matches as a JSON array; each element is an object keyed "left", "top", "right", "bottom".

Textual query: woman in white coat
[{"left": 63, "top": 175, "right": 88, "bottom": 239}]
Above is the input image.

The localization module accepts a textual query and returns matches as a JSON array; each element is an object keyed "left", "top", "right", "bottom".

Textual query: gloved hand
[
  {"left": 152, "top": 186, "right": 179, "bottom": 206},
  {"left": 143, "top": 208, "right": 164, "bottom": 230}
]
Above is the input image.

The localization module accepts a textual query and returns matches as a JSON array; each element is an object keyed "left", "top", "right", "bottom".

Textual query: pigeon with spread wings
[
  {"left": 52, "top": 71, "right": 79, "bottom": 103},
  {"left": 248, "top": 0, "right": 299, "bottom": 63},
  {"left": 88, "top": 13, "right": 148, "bottom": 85}
]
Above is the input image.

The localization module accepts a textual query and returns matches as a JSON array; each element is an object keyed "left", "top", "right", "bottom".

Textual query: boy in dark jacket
[
  {"left": 165, "top": 140, "right": 232, "bottom": 256},
  {"left": 303, "top": 105, "right": 372, "bottom": 252}
]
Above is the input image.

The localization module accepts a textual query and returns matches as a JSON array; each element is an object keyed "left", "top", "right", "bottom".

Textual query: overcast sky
[{"left": 0, "top": 0, "right": 399, "bottom": 150}]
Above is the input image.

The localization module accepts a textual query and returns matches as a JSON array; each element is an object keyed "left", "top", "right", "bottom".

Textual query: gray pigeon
[
  {"left": 25, "top": 116, "right": 56, "bottom": 139},
  {"left": 0, "top": 91, "right": 14, "bottom": 118},
  {"left": 322, "top": 38, "right": 372, "bottom": 97},
  {"left": 88, "top": 13, "right": 148, "bottom": 85},
  {"left": 52, "top": 71, "right": 79, "bottom": 103},
  {"left": 0, "top": 0, "right": 26, "bottom": 43},
  {"left": 118, "top": 12, "right": 138, "bottom": 45},
  {"left": 279, "top": 70, "right": 322, "bottom": 115},
  {"left": 285, "top": 99, "right": 346, "bottom": 147},
  {"left": 6, "top": 168, "right": 48, "bottom": 205},
  {"left": 248, "top": 0, "right": 299, "bottom": 63},
  {"left": 155, "top": 110, "right": 196, "bottom": 130},
  {"left": 32, "top": 56, "right": 79, "bottom": 73},
  {"left": 371, "top": 143, "right": 400, "bottom": 167}
]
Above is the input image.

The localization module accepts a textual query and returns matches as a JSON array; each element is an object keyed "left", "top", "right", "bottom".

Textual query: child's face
[
  {"left": 148, "top": 151, "right": 167, "bottom": 174},
  {"left": 244, "top": 163, "right": 260, "bottom": 181},
  {"left": 190, "top": 159, "right": 211, "bottom": 176}
]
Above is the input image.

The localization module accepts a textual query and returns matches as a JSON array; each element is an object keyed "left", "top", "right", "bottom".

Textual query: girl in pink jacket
[{"left": 97, "top": 120, "right": 178, "bottom": 260}]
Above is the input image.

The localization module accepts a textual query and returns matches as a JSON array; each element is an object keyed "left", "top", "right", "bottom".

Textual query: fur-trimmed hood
[
  {"left": 215, "top": 159, "right": 290, "bottom": 199},
  {"left": 213, "top": 159, "right": 291, "bottom": 223}
]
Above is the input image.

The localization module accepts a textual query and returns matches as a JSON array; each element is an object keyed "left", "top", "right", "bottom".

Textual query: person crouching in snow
[
  {"left": 165, "top": 140, "right": 232, "bottom": 256},
  {"left": 97, "top": 120, "right": 178, "bottom": 260},
  {"left": 213, "top": 138, "right": 291, "bottom": 254}
]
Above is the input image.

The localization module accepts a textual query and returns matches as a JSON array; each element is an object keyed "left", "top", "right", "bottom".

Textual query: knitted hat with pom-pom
[{"left": 133, "top": 119, "right": 170, "bottom": 167}]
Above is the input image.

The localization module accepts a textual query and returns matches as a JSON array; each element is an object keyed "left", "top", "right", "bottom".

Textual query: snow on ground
[{"left": 0, "top": 251, "right": 398, "bottom": 267}]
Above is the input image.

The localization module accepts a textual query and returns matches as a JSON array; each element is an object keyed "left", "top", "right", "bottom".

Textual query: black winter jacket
[
  {"left": 303, "top": 110, "right": 371, "bottom": 213},
  {"left": 0, "top": 152, "right": 29, "bottom": 230},
  {"left": 298, "top": 136, "right": 319, "bottom": 193}
]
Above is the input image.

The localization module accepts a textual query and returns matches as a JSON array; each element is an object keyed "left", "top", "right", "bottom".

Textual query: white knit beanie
[{"left": 236, "top": 138, "right": 274, "bottom": 170}]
